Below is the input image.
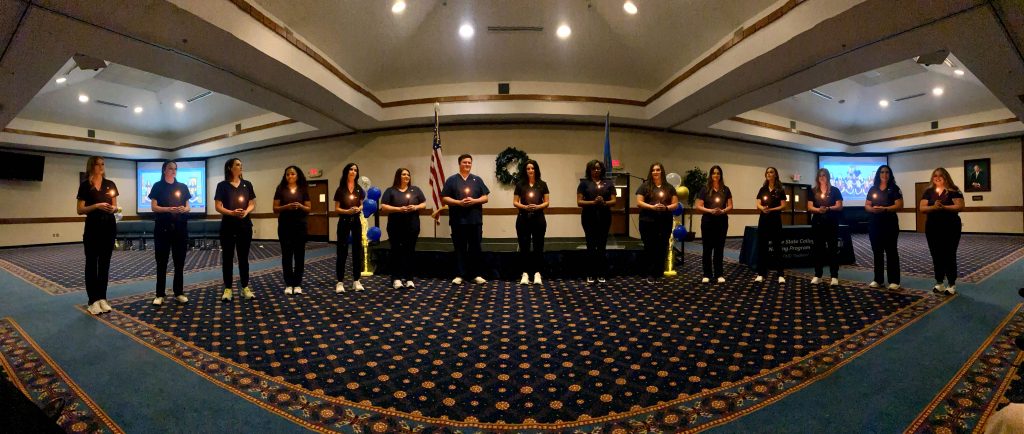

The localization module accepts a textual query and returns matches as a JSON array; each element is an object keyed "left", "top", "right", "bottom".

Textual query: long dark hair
[
  {"left": 340, "top": 163, "right": 359, "bottom": 192},
  {"left": 762, "top": 166, "right": 780, "bottom": 190},
  {"left": 391, "top": 167, "right": 410, "bottom": 189},
  {"left": 520, "top": 159, "right": 542, "bottom": 184},
  {"left": 708, "top": 165, "right": 725, "bottom": 191},
  {"left": 812, "top": 168, "right": 831, "bottom": 196},
  {"left": 644, "top": 162, "right": 668, "bottom": 188},
  {"left": 872, "top": 165, "right": 899, "bottom": 190},
  {"left": 585, "top": 159, "right": 606, "bottom": 181},
  {"left": 277, "top": 165, "right": 308, "bottom": 192},
  {"left": 224, "top": 158, "right": 242, "bottom": 181}
]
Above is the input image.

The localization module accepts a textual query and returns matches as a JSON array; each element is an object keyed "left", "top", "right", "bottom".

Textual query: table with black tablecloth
[{"left": 738, "top": 225, "right": 855, "bottom": 269}]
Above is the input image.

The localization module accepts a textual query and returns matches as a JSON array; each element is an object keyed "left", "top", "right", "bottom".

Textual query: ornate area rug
[
  {"left": 0, "top": 317, "right": 123, "bottom": 433},
  {"left": 905, "top": 304, "right": 1024, "bottom": 434},
  {"left": 0, "top": 242, "right": 329, "bottom": 295},
  {"left": 89, "top": 253, "right": 950, "bottom": 432}
]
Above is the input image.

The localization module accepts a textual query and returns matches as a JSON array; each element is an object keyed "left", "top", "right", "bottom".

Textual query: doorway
[
  {"left": 915, "top": 182, "right": 928, "bottom": 233},
  {"left": 308, "top": 180, "right": 329, "bottom": 241}
]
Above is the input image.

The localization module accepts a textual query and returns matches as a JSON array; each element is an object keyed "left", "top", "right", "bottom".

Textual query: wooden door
[
  {"left": 915, "top": 182, "right": 928, "bottom": 233},
  {"left": 308, "top": 181, "right": 329, "bottom": 241}
]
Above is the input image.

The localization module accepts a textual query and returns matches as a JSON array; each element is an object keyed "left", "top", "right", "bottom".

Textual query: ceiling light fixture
[
  {"left": 133, "top": 106, "right": 143, "bottom": 114},
  {"left": 391, "top": 1, "right": 405, "bottom": 14},
  {"left": 932, "top": 87, "right": 944, "bottom": 96},
  {"left": 459, "top": 24, "right": 474, "bottom": 40},
  {"left": 55, "top": 77, "right": 67, "bottom": 84},
  {"left": 878, "top": 99, "right": 889, "bottom": 108},
  {"left": 174, "top": 102, "right": 185, "bottom": 110},
  {"left": 78, "top": 95, "right": 89, "bottom": 103},
  {"left": 623, "top": 1, "right": 638, "bottom": 15},
  {"left": 954, "top": 69, "right": 965, "bottom": 76},
  {"left": 556, "top": 24, "right": 571, "bottom": 39}
]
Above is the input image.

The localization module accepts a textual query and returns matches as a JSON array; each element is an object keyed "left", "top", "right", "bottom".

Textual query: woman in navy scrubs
[
  {"left": 920, "top": 167, "right": 964, "bottom": 295},
  {"left": 808, "top": 168, "right": 843, "bottom": 286},
  {"left": 576, "top": 160, "right": 616, "bottom": 285},
  {"left": 513, "top": 159, "right": 550, "bottom": 285},
  {"left": 380, "top": 168, "right": 426, "bottom": 289},
  {"left": 214, "top": 158, "right": 256, "bottom": 301},
  {"left": 76, "top": 156, "right": 118, "bottom": 315},
  {"left": 865, "top": 165, "right": 903, "bottom": 289},
  {"left": 272, "top": 166, "right": 311, "bottom": 295},
  {"left": 753, "top": 167, "right": 788, "bottom": 284},
  {"left": 694, "top": 165, "right": 732, "bottom": 284},
  {"left": 148, "top": 160, "right": 191, "bottom": 305},
  {"left": 635, "top": 162, "right": 678, "bottom": 283},
  {"left": 333, "top": 163, "right": 365, "bottom": 292}
]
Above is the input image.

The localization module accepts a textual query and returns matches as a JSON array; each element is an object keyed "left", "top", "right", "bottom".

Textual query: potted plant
[{"left": 682, "top": 167, "right": 707, "bottom": 241}]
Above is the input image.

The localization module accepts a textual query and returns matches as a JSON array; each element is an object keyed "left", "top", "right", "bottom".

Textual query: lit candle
[
  {"left": 405, "top": 192, "right": 411, "bottom": 206},
  {"left": 238, "top": 195, "right": 244, "bottom": 205},
  {"left": 762, "top": 195, "right": 768, "bottom": 202},
  {"left": 464, "top": 187, "right": 470, "bottom": 198},
  {"left": 290, "top": 187, "right": 296, "bottom": 195},
  {"left": 714, "top": 196, "right": 720, "bottom": 203}
]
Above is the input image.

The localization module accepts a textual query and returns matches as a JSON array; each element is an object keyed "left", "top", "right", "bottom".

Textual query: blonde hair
[
  {"left": 85, "top": 156, "right": 104, "bottom": 178},
  {"left": 928, "top": 167, "right": 960, "bottom": 191}
]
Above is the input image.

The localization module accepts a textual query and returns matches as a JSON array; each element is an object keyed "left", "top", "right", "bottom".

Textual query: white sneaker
[
  {"left": 811, "top": 277, "right": 821, "bottom": 284},
  {"left": 293, "top": 286, "right": 303, "bottom": 294},
  {"left": 597, "top": 277, "right": 606, "bottom": 283},
  {"left": 405, "top": 280, "right": 415, "bottom": 288},
  {"left": 284, "top": 287, "right": 294, "bottom": 295},
  {"left": 98, "top": 299, "right": 112, "bottom": 312},
  {"left": 452, "top": 277, "right": 463, "bottom": 285},
  {"left": 868, "top": 281, "right": 880, "bottom": 288},
  {"left": 151, "top": 297, "right": 164, "bottom": 306},
  {"left": 175, "top": 295, "right": 188, "bottom": 304},
  {"left": 393, "top": 280, "right": 404, "bottom": 290},
  {"left": 353, "top": 281, "right": 365, "bottom": 291},
  {"left": 778, "top": 276, "right": 786, "bottom": 284},
  {"left": 87, "top": 302, "right": 103, "bottom": 315},
  {"left": 932, "top": 283, "right": 945, "bottom": 294},
  {"left": 829, "top": 278, "right": 839, "bottom": 286},
  {"left": 533, "top": 273, "right": 542, "bottom": 285},
  {"left": 701, "top": 277, "right": 710, "bottom": 284},
  {"left": 473, "top": 276, "right": 487, "bottom": 284},
  {"left": 336, "top": 282, "right": 345, "bottom": 293},
  {"left": 586, "top": 277, "right": 595, "bottom": 284},
  {"left": 887, "top": 283, "right": 900, "bottom": 290},
  {"left": 520, "top": 273, "right": 530, "bottom": 285},
  {"left": 753, "top": 275, "right": 763, "bottom": 283},
  {"left": 945, "top": 285, "right": 956, "bottom": 295},
  {"left": 716, "top": 277, "right": 725, "bottom": 284}
]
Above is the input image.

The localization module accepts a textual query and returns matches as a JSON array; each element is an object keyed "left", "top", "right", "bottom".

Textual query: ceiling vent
[
  {"left": 186, "top": 91, "right": 213, "bottom": 103},
  {"left": 894, "top": 92, "right": 926, "bottom": 102},
  {"left": 487, "top": 26, "right": 543, "bottom": 33},
  {"left": 810, "top": 89, "right": 833, "bottom": 100},
  {"left": 94, "top": 99, "right": 128, "bottom": 109}
]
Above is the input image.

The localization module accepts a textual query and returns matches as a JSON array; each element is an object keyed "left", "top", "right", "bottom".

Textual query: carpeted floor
[
  {"left": 707, "top": 233, "right": 1024, "bottom": 283},
  {"left": 0, "top": 242, "right": 330, "bottom": 295},
  {"left": 88, "top": 251, "right": 950, "bottom": 431}
]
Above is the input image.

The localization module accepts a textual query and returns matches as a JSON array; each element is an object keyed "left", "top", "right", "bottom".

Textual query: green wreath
[{"left": 495, "top": 147, "right": 528, "bottom": 186}]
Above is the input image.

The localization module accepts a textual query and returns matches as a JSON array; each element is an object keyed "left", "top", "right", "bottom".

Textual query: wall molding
[{"left": 729, "top": 116, "right": 1022, "bottom": 147}]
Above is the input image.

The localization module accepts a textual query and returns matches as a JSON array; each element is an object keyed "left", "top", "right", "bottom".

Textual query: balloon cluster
[{"left": 359, "top": 176, "right": 383, "bottom": 242}]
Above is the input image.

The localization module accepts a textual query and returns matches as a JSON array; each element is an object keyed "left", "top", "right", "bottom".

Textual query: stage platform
[{"left": 369, "top": 236, "right": 662, "bottom": 279}]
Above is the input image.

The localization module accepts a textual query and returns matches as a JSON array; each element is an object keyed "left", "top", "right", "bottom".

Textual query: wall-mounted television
[
  {"left": 0, "top": 151, "right": 44, "bottom": 181},
  {"left": 818, "top": 155, "right": 889, "bottom": 205},
  {"left": 136, "top": 160, "right": 207, "bottom": 213}
]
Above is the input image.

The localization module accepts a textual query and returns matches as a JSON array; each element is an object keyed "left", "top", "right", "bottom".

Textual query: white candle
[
  {"left": 238, "top": 195, "right": 244, "bottom": 204},
  {"left": 762, "top": 195, "right": 768, "bottom": 202},
  {"left": 714, "top": 197, "right": 720, "bottom": 203},
  {"left": 464, "top": 187, "right": 470, "bottom": 198},
  {"left": 290, "top": 188, "right": 296, "bottom": 194}
]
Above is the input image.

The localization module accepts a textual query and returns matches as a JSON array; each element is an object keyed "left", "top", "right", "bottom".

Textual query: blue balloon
[
  {"left": 366, "top": 226, "right": 382, "bottom": 242},
  {"left": 362, "top": 198, "right": 378, "bottom": 217},
  {"left": 673, "top": 225, "right": 687, "bottom": 240},
  {"left": 367, "top": 186, "right": 382, "bottom": 202},
  {"left": 672, "top": 205, "right": 684, "bottom": 216}
]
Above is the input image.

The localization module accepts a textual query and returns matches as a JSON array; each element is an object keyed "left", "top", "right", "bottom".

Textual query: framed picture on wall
[{"left": 964, "top": 158, "right": 991, "bottom": 192}]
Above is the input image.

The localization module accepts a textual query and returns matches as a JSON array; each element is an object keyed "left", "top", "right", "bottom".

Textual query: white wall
[{"left": 889, "top": 137, "right": 1023, "bottom": 233}]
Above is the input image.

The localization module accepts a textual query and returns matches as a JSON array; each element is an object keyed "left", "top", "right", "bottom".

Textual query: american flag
[{"left": 428, "top": 108, "right": 445, "bottom": 213}]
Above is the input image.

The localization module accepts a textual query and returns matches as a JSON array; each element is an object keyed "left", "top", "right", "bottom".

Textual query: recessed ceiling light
[
  {"left": 174, "top": 101, "right": 185, "bottom": 110},
  {"left": 932, "top": 87, "right": 944, "bottom": 96},
  {"left": 878, "top": 99, "right": 889, "bottom": 108},
  {"left": 78, "top": 95, "right": 89, "bottom": 103},
  {"left": 459, "top": 24, "right": 474, "bottom": 40},
  {"left": 55, "top": 77, "right": 67, "bottom": 84},
  {"left": 954, "top": 69, "right": 965, "bottom": 76},
  {"left": 556, "top": 24, "right": 571, "bottom": 39},
  {"left": 623, "top": 1, "right": 638, "bottom": 15},
  {"left": 133, "top": 106, "right": 143, "bottom": 113},
  {"left": 391, "top": 1, "right": 405, "bottom": 14}
]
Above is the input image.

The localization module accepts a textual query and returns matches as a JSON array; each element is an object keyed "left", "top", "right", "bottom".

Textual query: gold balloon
[{"left": 676, "top": 186, "right": 689, "bottom": 202}]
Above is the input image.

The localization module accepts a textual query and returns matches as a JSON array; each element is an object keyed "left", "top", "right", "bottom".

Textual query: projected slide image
[
  {"left": 818, "top": 156, "right": 887, "bottom": 202},
  {"left": 136, "top": 161, "right": 207, "bottom": 213}
]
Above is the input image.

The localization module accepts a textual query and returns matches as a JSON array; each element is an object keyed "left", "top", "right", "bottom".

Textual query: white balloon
[
  {"left": 358, "top": 176, "right": 371, "bottom": 190},
  {"left": 666, "top": 172, "right": 682, "bottom": 187}
]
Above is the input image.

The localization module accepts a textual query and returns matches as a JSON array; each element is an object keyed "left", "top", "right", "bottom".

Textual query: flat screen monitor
[
  {"left": 136, "top": 160, "right": 206, "bottom": 213},
  {"left": 817, "top": 155, "right": 888, "bottom": 205}
]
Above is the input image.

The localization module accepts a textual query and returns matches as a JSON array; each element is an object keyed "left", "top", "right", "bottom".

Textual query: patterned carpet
[
  {"left": 905, "top": 304, "right": 1024, "bottom": 433},
  {"left": 88, "top": 252, "right": 951, "bottom": 432},
  {"left": 0, "top": 318, "right": 124, "bottom": 433},
  {"left": 711, "top": 233, "right": 1024, "bottom": 283},
  {"left": 0, "top": 242, "right": 329, "bottom": 295}
]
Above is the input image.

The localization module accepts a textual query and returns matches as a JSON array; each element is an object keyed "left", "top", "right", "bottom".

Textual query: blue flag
[{"left": 603, "top": 112, "right": 612, "bottom": 172}]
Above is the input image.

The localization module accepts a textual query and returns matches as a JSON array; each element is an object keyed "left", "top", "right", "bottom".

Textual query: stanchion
[
  {"left": 359, "top": 212, "right": 373, "bottom": 277},
  {"left": 664, "top": 214, "right": 681, "bottom": 277}
]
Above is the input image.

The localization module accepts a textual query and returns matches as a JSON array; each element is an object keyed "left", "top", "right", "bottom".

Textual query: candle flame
[
  {"left": 174, "top": 190, "right": 181, "bottom": 197},
  {"left": 290, "top": 188, "right": 296, "bottom": 194}
]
